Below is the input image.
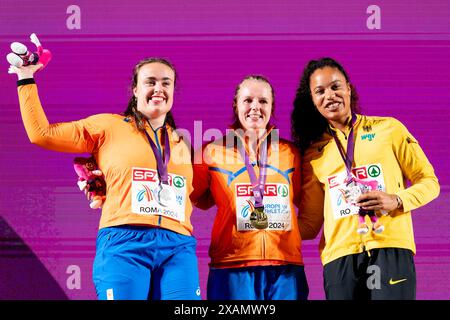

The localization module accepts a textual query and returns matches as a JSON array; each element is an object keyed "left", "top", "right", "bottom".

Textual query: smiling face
[
  {"left": 133, "top": 62, "right": 175, "bottom": 121},
  {"left": 309, "top": 66, "right": 352, "bottom": 128},
  {"left": 235, "top": 79, "right": 273, "bottom": 132}
]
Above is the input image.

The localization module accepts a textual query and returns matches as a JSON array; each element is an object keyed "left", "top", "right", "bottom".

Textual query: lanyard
[
  {"left": 240, "top": 136, "right": 268, "bottom": 208},
  {"left": 330, "top": 113, "right": 357, "bottom": 183},
  {"left": 143, "top": 124, "right": 170, "bottom": 185}
]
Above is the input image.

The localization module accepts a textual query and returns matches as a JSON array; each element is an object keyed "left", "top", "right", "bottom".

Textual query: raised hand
[
  {"left": 6, "top": 33, "right": 52, "bottom": 78},
  {"left": 8, "top": 64, "right": 43, "bottom": 79}
]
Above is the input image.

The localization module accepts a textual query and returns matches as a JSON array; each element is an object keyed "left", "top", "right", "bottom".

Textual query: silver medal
[
  {"left": 344, "top": 185, "right": 362, "bottom": 205},
  {"left": 157, "top": 183, "right": 175, "bottom": 207}
]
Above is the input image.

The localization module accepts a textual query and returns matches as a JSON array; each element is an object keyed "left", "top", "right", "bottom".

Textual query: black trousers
[{"left": 323, "top": 248, "right": 416, "bottom": 300}]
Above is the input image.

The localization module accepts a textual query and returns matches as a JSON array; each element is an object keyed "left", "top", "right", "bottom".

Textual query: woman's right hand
[
  {"left": 77, "top": 170, "right": 106, "bottom": 209},
  {"left": 8, "top": 64, "right": 43, "bottom": 80}
]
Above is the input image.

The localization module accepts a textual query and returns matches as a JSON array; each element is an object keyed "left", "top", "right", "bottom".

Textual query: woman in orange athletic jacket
[{"left": 191, "top": 75, "right": 319, "bottom": 300}]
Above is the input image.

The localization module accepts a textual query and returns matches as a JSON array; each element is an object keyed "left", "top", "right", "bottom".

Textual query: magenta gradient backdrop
[{"left": 0, "top": 0, "right": 449, "bottom": 300}]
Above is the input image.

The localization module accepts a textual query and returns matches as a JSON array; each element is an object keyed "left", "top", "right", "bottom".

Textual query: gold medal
[{"left": 250, "top": 206, "right": 268, "bottom": 229}]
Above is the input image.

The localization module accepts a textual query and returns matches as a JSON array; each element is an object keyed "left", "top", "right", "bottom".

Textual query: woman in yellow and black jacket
[{"left": 291, "top": 57, "right": 439, "bottom": 300}]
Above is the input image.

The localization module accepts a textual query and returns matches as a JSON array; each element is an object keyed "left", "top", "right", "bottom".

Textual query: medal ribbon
[
  {"left": 143, "top": 124, "right": 171, "bottom": 185},
  {"left": 330, "top": 113, "right": 357, "bottom": 184},
  {"left": 241, "top": 136, "right": 268, "bottom": 208}
]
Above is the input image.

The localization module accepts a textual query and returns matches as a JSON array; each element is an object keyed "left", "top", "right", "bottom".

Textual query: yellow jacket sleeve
[{"left": 391, "top": 118, "right": 440, "bottom": 212}]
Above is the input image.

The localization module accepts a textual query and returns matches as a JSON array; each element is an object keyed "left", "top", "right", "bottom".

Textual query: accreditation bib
[
  {"left": 131, "top": 167, "right": 187, "bottom": 222},
  {"left": 235, "top": 183, "right": 292, "bottom": 231},
  {"left": 327, "top": 163, "right": 386, "bottom": 220}
]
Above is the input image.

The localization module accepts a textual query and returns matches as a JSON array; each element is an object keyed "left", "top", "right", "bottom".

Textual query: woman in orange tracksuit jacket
[
  {"left": 191, "top": 75, "right": 319, "bottom": 300},
  {"left": 10, "top": 55, "right": 200, "bottom": 300}
]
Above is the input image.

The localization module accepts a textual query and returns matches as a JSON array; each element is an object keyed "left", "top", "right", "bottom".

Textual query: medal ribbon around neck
[
  {"left": 143, "top": 122, "right": 171, "bottom": 185},
  {"left": 330, "top": 112, "right": 357, "bottom": 184},
  {"left": 240, "top": 135, "right": 268, "bottom": 208}
]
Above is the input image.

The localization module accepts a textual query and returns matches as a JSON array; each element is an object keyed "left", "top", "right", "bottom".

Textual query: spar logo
[
  {"left": 328, "top": 175, "right": 340, "bottom": 189},
  {"left": 236, "top": 184, "right": 278, "bottom": 197},
  {"left": 328, "top": 166, "right": 369, "bottom": 189},
  {"left": 352, "top": 167, "right": 368, "bottom": 179},
  {"left": 133, "top": 168, "right": 172, "bottom": 185},
  {"left": 367, "top": 165, "right": 381, "bottom": 178},
  {"left": 278, "top": 185, "right": 288, "bottom": 198}
]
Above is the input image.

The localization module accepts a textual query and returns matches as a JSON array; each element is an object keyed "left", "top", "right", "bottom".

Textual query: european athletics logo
[
  {"left": 173, "top": 176, "right": 185, "bottom": 188},
  {"left": 241, "top": 203, "right": 251, "bottom": 218},
  {"left": 137, "top": 185, "right": 153, "bottom": 202}
]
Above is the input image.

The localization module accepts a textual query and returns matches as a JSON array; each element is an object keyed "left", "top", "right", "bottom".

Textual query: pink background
[{"left": 0, "top": 0, "right": 449, "bottom": 299}]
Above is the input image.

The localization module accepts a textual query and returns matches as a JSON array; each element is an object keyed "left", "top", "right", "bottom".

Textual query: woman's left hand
[{"left": 356, "top": 190, "right": 399, "bottom": 212}]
